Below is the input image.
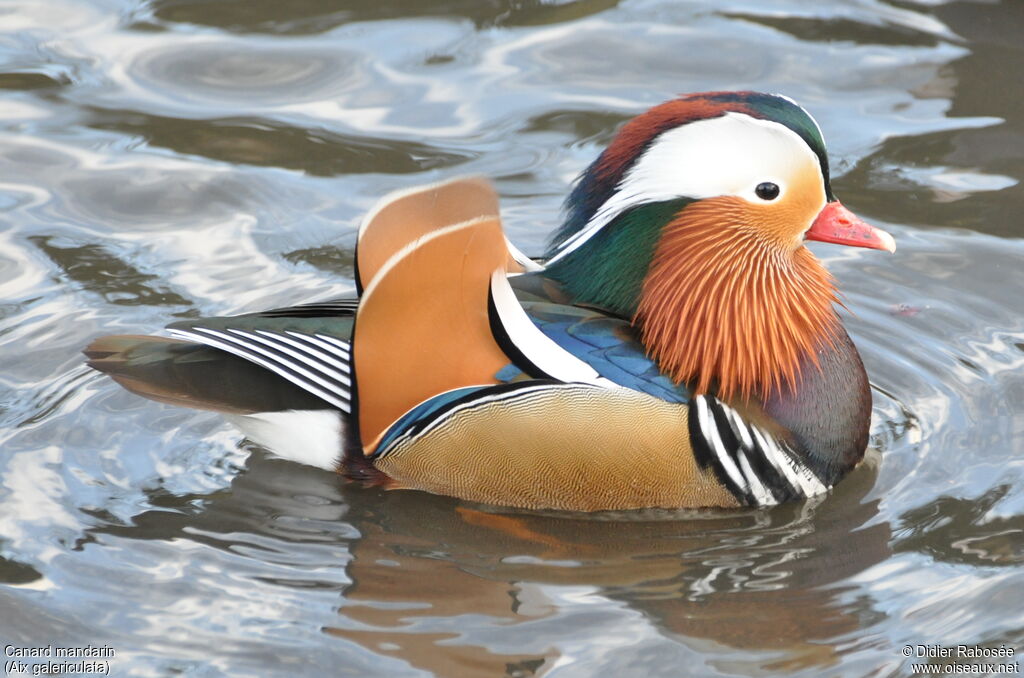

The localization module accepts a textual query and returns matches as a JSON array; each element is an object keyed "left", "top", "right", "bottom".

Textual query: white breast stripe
[
  {"left": 722, "top": 404, "right": 755, "bottom": 450},
  {"left": 752, "top": 427, "right": 827, "bottom": 497},
  {"left": 489, "top": 270, "right": 617, "bottom": 388},
  {"left": 737, "top": 453, "right": 776, "bottom": 506},
  {"left": 695, "top": 396, "right": 747, "bottom": 493},
  {"left": 754, "top": 429, "right": 799, "bottom": 494},
  {"left": 168, "top": 327, "right": 351, "bottom": 412}
]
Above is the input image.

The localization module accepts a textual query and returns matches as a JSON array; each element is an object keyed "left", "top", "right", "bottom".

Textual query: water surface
[{"left": 1, "top": 1, "right": 1022, "bottom": 676}]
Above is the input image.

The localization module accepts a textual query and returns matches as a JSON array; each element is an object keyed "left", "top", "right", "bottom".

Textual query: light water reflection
[{"left": 0, "top": 0, "right": 1022, "bottom": 676}]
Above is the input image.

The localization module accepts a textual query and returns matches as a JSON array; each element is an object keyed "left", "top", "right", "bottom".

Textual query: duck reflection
[
  {"left": 87, "top": 450, "right": 889, "bottom": 676},
  {"left": 329, "top": 455, "right": 889, "bottom": 674}
]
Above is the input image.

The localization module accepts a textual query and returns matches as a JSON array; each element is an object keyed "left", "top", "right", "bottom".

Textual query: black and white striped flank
[{"left": 688, "top": 394, "right": 828, "bottom": 507}]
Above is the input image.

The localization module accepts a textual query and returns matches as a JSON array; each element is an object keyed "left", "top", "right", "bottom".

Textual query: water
[{"left": 1, "top": 1, "right": 1022, "bottom": 676}]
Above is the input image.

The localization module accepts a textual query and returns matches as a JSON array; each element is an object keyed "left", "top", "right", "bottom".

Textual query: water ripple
[
  {"left": 0, "top": 0, "right": 1022, "bottom": 675},
  {"left": 130, "top": 41, "right": 367, "bottom": 106}
]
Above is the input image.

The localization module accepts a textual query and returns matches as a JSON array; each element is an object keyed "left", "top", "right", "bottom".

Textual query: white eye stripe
[{"left": 548, "top": 112, "right": 823, "bottom": 264}]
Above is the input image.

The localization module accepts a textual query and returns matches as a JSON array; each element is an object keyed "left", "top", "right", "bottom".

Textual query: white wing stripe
[
  {"left": 188, "top": 328, "right": 349, "bottom": 395},
  {"left": 293, "top": 332, "right": 351, "bottom": 359},
  {"left": 313, "top": 333, "right": 353, "bottom": 352},
  {"left": 167, "top": 328, "right": 350, "bottom": 412},
  {"left": 504, "top": 236, "right": 543, "bottom": 273},
  {"left": 252, "top": 330, "right": 351, "bottom": 375},
  {"left": 226, "top": 329, "right": 352, "bottom": 387},
  {"left": 489, "top": 270, "right": 616, "bottom": 388}
]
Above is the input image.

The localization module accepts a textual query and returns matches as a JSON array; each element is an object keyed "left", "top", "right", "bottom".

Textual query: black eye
[{"left": 755, "top": 182, "right": 780, "bottom": 201}]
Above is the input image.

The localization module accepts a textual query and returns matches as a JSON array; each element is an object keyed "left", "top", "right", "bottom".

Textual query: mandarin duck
[{"left": 86, "top": 91, "right": 895, "bottom": 512}]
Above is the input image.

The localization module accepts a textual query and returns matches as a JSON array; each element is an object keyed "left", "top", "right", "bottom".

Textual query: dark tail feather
[{"left": 85, "top": 334, "right": 333, "bottom": 414}]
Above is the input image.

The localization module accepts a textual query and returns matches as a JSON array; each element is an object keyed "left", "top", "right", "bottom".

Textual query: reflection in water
[
  {"left": 148, "top": 0, "right": 621, "bottom": 34},
  {"left": 0, "top": 552, "right": 42, "bottom": 585},
  {"left": 895, "top": 485, "right": 1024, "bottom": 567},
  {"left": 82, "top": 453, "right": 889, "bottom": 675},
  {"left": 1, "top": 0, "right": 1023, "bottom": 674},
  {"left": 129, "top": 42, "right": 367, "bottom": 105},
  {"left": 332, "top": 492, "right": 890, "bottom": 673},
  {"left": 86, "top": 110, "right": 475, "bottom": 176},
  {"left": 282, "top": 245, "right": 355, "bottom": 278},
  {"left": 838, "top": 1, "right": 1024, "bottom": 238},
  {"left": 29, "top": 235, "right": 192, "bottom": 307},
  {"left": 0, "top": 71, "right": 69, "bottom": 91},
  {"left": 520, "top": 109, "right": 628, "bottom": 149}
]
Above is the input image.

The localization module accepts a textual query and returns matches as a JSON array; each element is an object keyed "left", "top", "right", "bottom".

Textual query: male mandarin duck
[{"left": 85, "top": 91, "right": 895, "bottom": 512}]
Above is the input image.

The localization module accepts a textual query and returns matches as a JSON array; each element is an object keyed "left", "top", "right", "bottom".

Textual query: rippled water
[{"left": 1, "top": 1, "right": 1022, "bottom": 676}]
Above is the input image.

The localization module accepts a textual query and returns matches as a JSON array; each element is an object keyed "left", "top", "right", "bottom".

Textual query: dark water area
[{"left": 1, "top": 1, "right": 1022, "bottom": 676}]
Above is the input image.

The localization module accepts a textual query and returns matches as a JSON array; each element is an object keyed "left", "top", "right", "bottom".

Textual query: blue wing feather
[
  {"left": 376, "top": 386, "right": 486, "bottom": 453},
  {"left": 379, "top": 298, "right": 691, "bottom": 456},
  {"left": 511, "top": 301, "right": 692, "bottom": 404}
]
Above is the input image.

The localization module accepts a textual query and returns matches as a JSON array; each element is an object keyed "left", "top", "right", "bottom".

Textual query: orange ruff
[{"left": 635, "top": 197, "right": 840, "bottom": 401}]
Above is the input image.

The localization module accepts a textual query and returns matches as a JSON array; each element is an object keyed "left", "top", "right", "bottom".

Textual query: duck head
[{"left": 544, "top": 91, "right": 894, "bottom": 401}]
